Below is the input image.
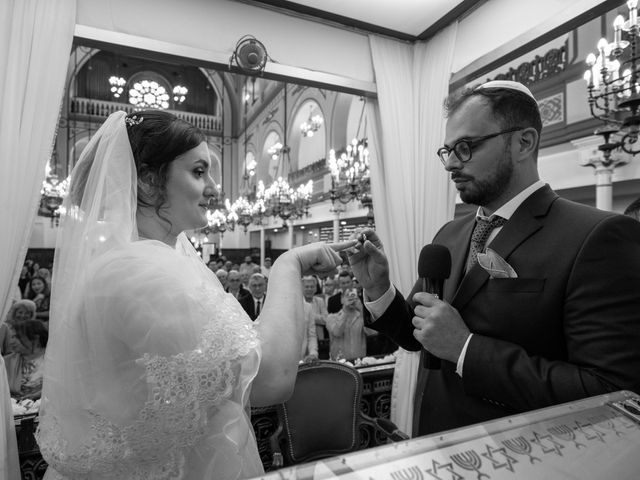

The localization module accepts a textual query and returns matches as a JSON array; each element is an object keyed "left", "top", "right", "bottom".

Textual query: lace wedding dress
[{"left": 37, "top": 238, "right": 263, "bottom": 479}]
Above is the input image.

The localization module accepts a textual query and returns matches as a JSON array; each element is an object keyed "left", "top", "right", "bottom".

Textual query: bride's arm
[{"left": 250, "top": 242, "right": 355, "bottom": 406}]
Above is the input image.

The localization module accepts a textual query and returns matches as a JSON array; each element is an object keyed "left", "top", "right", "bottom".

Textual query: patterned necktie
[{"left": 466, "top": 216, "right": 507, "bottom": 271}]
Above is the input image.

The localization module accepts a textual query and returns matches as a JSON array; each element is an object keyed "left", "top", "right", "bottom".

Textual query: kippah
[{"left": 475, "top": 80, "right": 536, "bottom": 101}]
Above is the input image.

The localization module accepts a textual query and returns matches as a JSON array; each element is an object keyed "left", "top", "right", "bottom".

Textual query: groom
[{"left": 350, "top": 81, "right": 640, "bottom": 436}]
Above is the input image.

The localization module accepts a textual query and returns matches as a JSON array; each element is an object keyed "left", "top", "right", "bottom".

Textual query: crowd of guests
[
  {"left": 2, "top": 257, "right": 52, "bottom": 403},
  {"left": 207, "top": 254, "right": 396, "bottom": 363}
]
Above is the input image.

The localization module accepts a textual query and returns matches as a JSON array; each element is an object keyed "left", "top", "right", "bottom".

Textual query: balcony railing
[{"left": 70, "top": 98, "right": 222, "bottom": 134}]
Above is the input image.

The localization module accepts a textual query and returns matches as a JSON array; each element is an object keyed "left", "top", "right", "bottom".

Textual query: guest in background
[
  {"left": 261, "top": 257, "right": 272, "bottom": 278},
  {"left": 326, "top": 287, "right": 367, "bottom": 360},
  {"left": 224, "top": 260, "right": 233, "bottom": 272},
  {"left": 239, "top": 273, "right": 267, "bottom": 321},
  {"left": 226, "top": 270, "right": 250, "bottom": 301},
  {"left": 302, "top": 275, "right": 329, "bottom": 358},
  {"left": 3, "top": 319, "right": 48, "bottom": 401},
  {"left": 38, "top": 267, "right": 52, "bottom": 289},
  {"left": 18, "top": 265, "right": 30, "bottom": 296},
  {"left": 1, "top": 300, "right": 37, "bottom": 356},
  {"left": 215, "top": 268, "right": 228, "bottom": 289},
  {"left": 24, "top": 276, "right": 50, "bottom": 321},
  {"left": 327, "top": 270, "right": 354, "bottom": 314},
  {"left": 239, "top": 255, "right": 258, "bottom": 279},
  {"left": 322, "top": 275, "right": 336, "bottom": 300}
]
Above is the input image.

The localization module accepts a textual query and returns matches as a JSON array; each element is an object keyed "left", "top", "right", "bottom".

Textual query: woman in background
[
  {"left": 0, "top": 300, "right": 37, "bottom": 356},
  {"left": 24, "top": 276, "right": 50, "bottom": 321},
  {"left": 36, "top": 110, "right": 353, "bottom": 480},
  {"left": 3, "top": 319, "right": 47, "bottom": 401}
]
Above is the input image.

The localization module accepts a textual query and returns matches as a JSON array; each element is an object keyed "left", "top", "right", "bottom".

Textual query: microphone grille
[{"left": 418, "top": 244, "right": 451, "bottom": 279}]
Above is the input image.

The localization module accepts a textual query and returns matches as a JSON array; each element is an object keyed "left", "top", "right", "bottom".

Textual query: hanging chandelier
[
  {"left": 40, "top": 162, "right": 69, "bottom": 226},
  {"left": 172, "top": 85, "right": 188, "bottom": 104},
  {"left": 300, "top": 105, "right": 323, "bottom": 137},
  {"left": 584, "top": 0, "right": 640, "bottom": 166},
  {"left": 256, "top": 177, "right": 312, "bottom": 226},
  {"left": 108, "top": 76, "right": 126, "bottom": 99},
  {"left": 328, "top": 138, "right": 371, "bottom": 205}
]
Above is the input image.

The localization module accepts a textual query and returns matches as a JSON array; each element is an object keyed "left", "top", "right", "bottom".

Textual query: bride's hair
[{"left": 126, "top": 110, "right": 206, "bottom": 213}]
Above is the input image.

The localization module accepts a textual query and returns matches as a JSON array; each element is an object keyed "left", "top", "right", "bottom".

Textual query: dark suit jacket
[
  {"left": 327, "top": 292, "right": 342, "bottom": 314},
  {"left": 227, "top": 286, "right": 251, "bottom": 302},
  {"left": 371, "top": 185, "right": 640, "bottom": 435},
  {"left": 238, "top": 294, "right": 264, "bottom": 321}
]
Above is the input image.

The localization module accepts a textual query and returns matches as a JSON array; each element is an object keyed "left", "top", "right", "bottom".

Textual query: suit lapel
[
  {"left": 444, "top": 218, "right": 474, "bottom": 302},
  {"left": 451, "top": 185, "right": 557, "bottom": 311}
]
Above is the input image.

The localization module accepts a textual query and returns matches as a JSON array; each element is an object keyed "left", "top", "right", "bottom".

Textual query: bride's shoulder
[{"left": 87, "top": 242, "right": 194, "bottom": 295}]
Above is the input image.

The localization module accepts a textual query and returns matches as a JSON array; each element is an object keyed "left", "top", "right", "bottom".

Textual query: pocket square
[{"left": 477, "top": 248, "right": 518, "bottom": 278}]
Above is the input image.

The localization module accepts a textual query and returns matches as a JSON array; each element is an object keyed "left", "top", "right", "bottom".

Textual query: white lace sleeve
[{"left": 37, "top": 241, "right": 262, "bottom": 479}]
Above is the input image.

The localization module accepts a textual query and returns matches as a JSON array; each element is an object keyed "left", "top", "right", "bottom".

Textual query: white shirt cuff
[
  {"left": 456, "top": 333, "right": 473, "bottom": 377},
  {"left": 364, "top": 285, "right": 396, "bottom": 321}
]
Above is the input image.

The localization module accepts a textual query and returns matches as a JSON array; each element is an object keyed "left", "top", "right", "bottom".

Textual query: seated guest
[
  {"left": 215, "top": 268, "right": 228, "bottom": 289},
  {"left": 3, "top": 320, "right": 48, "bottom": 401},
  {"left": 239, "top": 273, "right": 267, "bottom": 321},
  {"left": 302, "top": 275, "right": 329, "bottom": 358},
  {"left": 225, "top": 270, "right": 250, "bottom": 300},
  {"left": 24, "top": 275, "right": 50, "bottom": 321},
  {"left": 326, "top": 288, "right": 366, "bottom": 361},
  {"left": 0, "top": 300, "right": 37, "bottom": 356},
  {"left": 301, "top": 301, "right": 319, "bottom": 361}
]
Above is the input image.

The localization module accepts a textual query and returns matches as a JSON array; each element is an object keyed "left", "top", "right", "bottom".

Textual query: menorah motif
[
  {"left": 548, "top": 424, "right": 586, "bottom": 449},
  {"left": 502, "top": 436, "right": 541, "bottom": 464},
  {"left": 450, "top": 450, "right": 490, "bottom": 480},
  {"left": 574, "top": 420, "right": 606, "bottom": 444},
  {"left": 390, "top": 465, "right": 424, "bottom": 480}
]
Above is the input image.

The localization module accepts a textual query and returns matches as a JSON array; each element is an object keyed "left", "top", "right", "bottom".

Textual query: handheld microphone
[{"left": 417, "top": 243, "right": 452, "bottom": 370}]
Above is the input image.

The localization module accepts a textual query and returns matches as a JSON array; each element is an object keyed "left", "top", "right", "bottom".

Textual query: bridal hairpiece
[{"left": 125, "top": 115, "right": 144, "bottom": 127}]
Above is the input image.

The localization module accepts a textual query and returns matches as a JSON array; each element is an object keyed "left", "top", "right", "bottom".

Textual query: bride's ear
[{"left": 137, "top": 170, "right": 160, "bottom": 203}]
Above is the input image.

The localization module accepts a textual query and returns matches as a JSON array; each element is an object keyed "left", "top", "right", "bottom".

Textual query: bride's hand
[{"left": 285, "top": 240, "right": 358, "bottom": 276}]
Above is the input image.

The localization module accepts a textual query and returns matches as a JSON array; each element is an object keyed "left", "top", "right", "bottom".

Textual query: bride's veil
[{"left": 38, "top": 110, "right": 137, "bottom": 452}]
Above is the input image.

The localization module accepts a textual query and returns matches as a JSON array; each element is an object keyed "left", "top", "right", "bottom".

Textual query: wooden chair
[{"left": 269, "top": 360, "right": 408, "bottom": 468}]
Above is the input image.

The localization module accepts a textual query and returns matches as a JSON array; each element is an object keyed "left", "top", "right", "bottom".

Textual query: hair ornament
[{"left": 125, "top": 115, "right": 144, "bottom": 127}]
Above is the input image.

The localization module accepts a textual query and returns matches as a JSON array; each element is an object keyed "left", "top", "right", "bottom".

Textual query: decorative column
[
  {"left": 575, "top": 136, "right": 629, "bottom": 211},
  {"left": 259, "top": 226, "right": 265, "bottom": 266},
  {"left": 332, "top": 210, "right": 341, "bottom": 243},
  {"left": 287, "top": 223, "right": 294, "bottom": 250}
]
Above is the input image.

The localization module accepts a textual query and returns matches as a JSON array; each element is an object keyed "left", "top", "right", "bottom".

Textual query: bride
[{"left": 36, "top": 110, "right": 354, "bottom": 479}]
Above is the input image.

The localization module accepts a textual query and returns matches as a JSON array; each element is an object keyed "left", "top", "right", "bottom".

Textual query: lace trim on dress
[{"left": 36, "top": 290, "right": 259, "bottom": 480}]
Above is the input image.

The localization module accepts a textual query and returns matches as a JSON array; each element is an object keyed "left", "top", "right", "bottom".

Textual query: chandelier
[
  {"left": 584, "top": 0, "right": 640, "bottom": 166},
  {"left": 300, "top": 105, "right": 323, "bottom": 137},
  {"left": 230, "top": 196, "right": 264, "bottom": 232},
  {"left": 328, "top": 138, "right": 371, "bottom": 203},
  {"left": 256, "top": 178, "right": 312, "bottom": 226},
  {"left": 108, "top": 76, "right": 126, "bottom": 98},
  {"left": 129, "top": 80, "right": 170, "bottom": 109},
  {"left": 172, "top": 85, "right": 188, "bottom": 104},
  {"left": 40, "top": 162, "right": 69, "bottom": 226}
]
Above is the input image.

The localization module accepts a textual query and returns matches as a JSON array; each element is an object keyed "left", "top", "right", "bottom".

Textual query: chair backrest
[{"left": 276, "top": 360, "right": 364, "bottom": 464}]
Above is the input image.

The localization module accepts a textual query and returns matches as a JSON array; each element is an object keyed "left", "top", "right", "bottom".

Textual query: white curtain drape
[
  {"left": 368, "top": 23, "right": 458, "bottom": 436},
  {"left": 0, "top": 0, "right": 77, "bottom": 320}
]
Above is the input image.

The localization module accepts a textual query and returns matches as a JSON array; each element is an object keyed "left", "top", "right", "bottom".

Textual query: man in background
[
  {"left": 239, "top": 273, "right": 267, "bottom": 321},
  {"left": 225, "top": 270, "right": 250, "bottom": 301},
  {"left": 261, "top": 257, "right": 272, "bottom": 278},
  {"left": 327, "top": 270, "right": 354, "bottom": 314}
]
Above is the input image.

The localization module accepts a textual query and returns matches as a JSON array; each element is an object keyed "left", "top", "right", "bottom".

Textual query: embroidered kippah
[
  {"left": 125, "top": 115, "right": 144, "bottom": 127},
  {"left": 475, "top": 80, "right": 536, "bottom": 101}
]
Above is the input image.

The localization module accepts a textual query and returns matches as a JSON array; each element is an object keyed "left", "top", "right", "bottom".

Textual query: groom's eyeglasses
[{"left": 437, "top": 127, "right": 523, "bottom": 165}]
